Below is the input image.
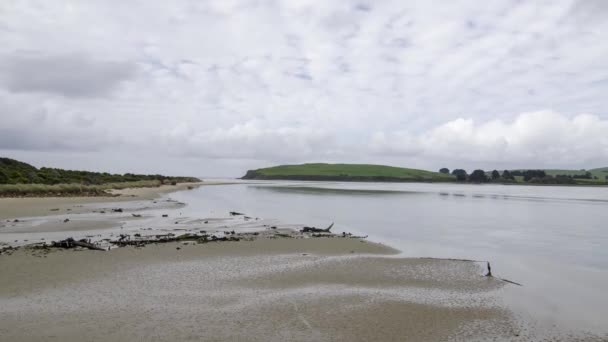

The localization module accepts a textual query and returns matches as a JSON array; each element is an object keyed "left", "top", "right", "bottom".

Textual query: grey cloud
[
  {"left": 0, "top": 53, "right": 135, "bottom": 97},
  {"left": 0, "top": 128, "right": 100, "bottom": 152},
  {"left": 568, "top": 0, "right": 608, "bottom": 23},
  {"left": 354, "top": 4, "right": 371, "bottom": 12},
  {"left": 0, "top": 129, "right": 43, "bottom": 150},
  {"left": 0, "top": 98, "right": 118, "bottom": 152}
]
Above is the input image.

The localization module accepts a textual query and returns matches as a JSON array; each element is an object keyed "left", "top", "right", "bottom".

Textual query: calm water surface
[{"left": 171, "top": 181, "right": 608, "bottom": 335}]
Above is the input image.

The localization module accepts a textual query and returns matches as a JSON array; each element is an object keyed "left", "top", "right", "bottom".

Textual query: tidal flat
[{"left": 1, "top": 181, "right": 606, "bottom": 341}]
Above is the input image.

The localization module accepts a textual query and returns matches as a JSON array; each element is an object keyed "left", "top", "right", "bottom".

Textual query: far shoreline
[{"left": 240, "top": 176, "right": 608, "bottom": 187}]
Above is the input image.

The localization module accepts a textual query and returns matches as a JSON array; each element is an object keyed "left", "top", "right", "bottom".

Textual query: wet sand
[{"left": 0, "top": 238, "right": 518, "bottom": 342}]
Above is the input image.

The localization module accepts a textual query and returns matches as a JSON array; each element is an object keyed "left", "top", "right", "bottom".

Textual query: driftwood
[
  {"left": 499, "top": 278, "right": 523, "bottom": 286},
  {"left": 131, "top": 213, "right": 142, "bottom": 218},
  {"left": 302, "top": 222, "right": 334, "bottom": 233},
  {"left": 72, "top": 240, "right": 106, "bottom": 251},
  {"left": 341, "top": 232, "right": 368, "bottom": 239},
  {"left": 51, "top": 238, "right": 105, "bottom": 251},
  {"left": 230, "top": 211, "right": 244, "bottom": 216},
  {"left": 110, "top": 233, "right": 240, "bottom": 247}
]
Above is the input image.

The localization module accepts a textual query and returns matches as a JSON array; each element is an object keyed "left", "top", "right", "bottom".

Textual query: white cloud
[{"left": 370, "top": 110, "right": 608, "bottom": 168}]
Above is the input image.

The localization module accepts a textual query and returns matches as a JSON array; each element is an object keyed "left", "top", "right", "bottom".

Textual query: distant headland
[{"left": 242, "top": 163, "right": 608, "bottom": 185}]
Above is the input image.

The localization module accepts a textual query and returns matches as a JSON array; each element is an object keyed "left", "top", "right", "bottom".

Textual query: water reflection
[{"left": 250, "top": 185, "right": 421, "bottom": 196}]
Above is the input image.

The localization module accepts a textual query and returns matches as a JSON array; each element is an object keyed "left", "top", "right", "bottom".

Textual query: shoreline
[
  {"left": 0, "top": 181, "right": 234, "bottom": 220},
  {"left": 242, "top": 176, "right": 608, "bottom": 187}
]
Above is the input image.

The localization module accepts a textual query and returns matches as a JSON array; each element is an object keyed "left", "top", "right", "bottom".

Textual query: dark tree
[
  {"left": 451, "top": 169, "right": 468, "bottom": 181},
  {"left": 491, "top": 170, "right": 500, "bottom": 180},
  {"left": 572, "top": 172, "right": 592, "bottom": 179},
  {"left": 553, "top": 175, "right": 576, "bottom": 184},
  {"left": 439, "top": 168, "right": 450, "bottom": 174},
  {"left": 469, "top": 169, "right": 488, "bottom": 183},
  {"left": 502, "top": 170, "right": 514, "bottom": 180},
  {"left": 523, "top": 170, "right": 547, "bottom": 182}
]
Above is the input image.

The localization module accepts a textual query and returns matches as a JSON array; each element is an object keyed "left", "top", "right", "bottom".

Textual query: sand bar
[
  {"left": 0, "top": 238, "right": 519, "bottom": 342},
  {"left": 0, "top": 181, "right": 235, "bottom": 220}
]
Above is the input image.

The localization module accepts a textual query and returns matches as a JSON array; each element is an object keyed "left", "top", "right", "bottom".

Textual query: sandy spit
[{"left": 0, "top": 181, "right": 231, "bottom": 220}]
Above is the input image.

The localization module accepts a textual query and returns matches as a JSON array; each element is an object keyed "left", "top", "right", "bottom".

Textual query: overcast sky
[{"left": 1, "top": 0, "right": 607, "bottom": 177}]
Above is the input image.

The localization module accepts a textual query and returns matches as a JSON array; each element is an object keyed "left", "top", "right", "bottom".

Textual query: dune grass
[{"left": 0, "top": 180, "right": 163, "bottom": 197}]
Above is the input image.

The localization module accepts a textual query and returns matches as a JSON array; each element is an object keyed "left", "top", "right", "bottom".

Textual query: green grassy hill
[
  {"left": 242, "top": 163, "right": 455, "bottom": 182},
  {"left": 589, "top": 167, "right": 608, "bottom": 179}
]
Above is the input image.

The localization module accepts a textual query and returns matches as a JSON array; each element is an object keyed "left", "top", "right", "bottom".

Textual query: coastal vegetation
[
  {"left": 444, "top": 167, "right": 608, "bottom": 185},
  {"left": 0, "top": 157, "right": 200, "bottom": 197},
  {"left": 243, "top": 163, "right": 608, "bottom": 185}
]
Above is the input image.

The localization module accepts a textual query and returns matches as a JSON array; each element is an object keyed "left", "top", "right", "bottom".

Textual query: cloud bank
[
  {"left": 0, "top": 0, "right": 607, "bottom": 175},
  {"left": 370, "top": 110, "right": 608, "bottom": 168}
]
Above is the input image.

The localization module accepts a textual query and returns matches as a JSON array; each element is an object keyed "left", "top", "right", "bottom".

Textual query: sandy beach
[
  {"left": 1, "top": 183, "right": 605, "bottom": 341},
  {"left": 0, "top": 182, "right": 207, "bottom": 220}
]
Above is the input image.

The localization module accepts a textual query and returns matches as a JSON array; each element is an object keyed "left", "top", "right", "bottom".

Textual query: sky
[{"left": 1, "top": 0, "right": 607, "bottom": 177}]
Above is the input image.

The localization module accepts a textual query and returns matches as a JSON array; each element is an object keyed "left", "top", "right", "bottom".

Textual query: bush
[
  {"left": 451, "top": 169, "right": 468, "bottom": 181},
  {"left": 0, "top": 157, "right": 200, "bottom": 186},
  {"left": 523, "top": 170, "right": 546, "bottom": 182},
  {"left": 469, "top": 169, "right": 488, "bottom": 183}
]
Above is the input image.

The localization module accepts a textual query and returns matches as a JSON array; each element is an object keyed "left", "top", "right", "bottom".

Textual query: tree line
[{"left": 438, "top": 167, "right": 588, "bottom": 184}]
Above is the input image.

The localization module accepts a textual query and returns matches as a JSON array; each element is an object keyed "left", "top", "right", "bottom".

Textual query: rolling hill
[{"left": 242, "top": 163, "right": 455, "bottom": 182}]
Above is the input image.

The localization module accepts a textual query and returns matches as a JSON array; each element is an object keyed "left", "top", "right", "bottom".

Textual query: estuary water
[{"left": 170, "top": 181, "right": 608, "bottom": 336}]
